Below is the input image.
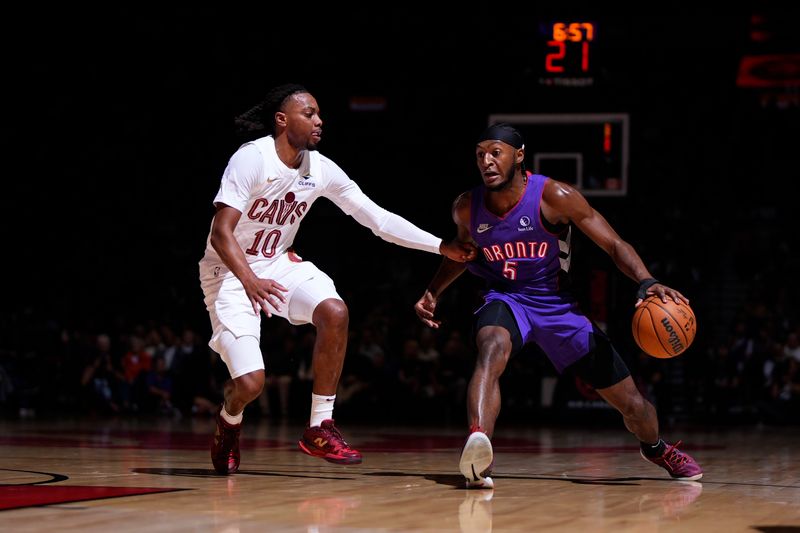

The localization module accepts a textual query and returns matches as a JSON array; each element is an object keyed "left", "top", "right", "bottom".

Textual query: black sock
[{"left": 640, "top": 438, "right": 666, "bottom": 458}]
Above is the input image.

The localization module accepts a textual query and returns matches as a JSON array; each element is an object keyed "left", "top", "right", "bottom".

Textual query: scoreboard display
[{"left": 539, "top": 21, "right": 598, "bottom": 87}]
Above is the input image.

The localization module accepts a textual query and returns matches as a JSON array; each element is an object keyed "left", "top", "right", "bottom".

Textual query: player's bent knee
[
  {"left": 480, "top": 341, "right": 511, "bottom": 359},
  {"left": 313, "top": 298, "right": 349, "bottom": 329},
  {"left": 476, "top": 335, "right": 512, "bottom": 368},
  {"left": 234, "top": 370, "right": 265, "bottom": 401}
]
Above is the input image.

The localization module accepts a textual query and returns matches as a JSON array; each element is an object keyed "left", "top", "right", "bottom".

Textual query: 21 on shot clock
[{"left": 539, "top": 21, "right": 598, "bottom": 87}]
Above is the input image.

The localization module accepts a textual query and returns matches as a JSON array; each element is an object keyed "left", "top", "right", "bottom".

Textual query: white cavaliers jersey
[{"left": 199, "top": 136, "right": 368, "bottom": 280}]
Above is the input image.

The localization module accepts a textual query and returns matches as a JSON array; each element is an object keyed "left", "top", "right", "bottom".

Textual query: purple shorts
[{"left": 477, "top": 290, "right": 593, "bottom": 372}]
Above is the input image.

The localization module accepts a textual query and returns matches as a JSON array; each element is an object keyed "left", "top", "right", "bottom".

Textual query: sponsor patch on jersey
[
  {"left": 517, "top": 215, "right": 534, "bottom": 232},
  {"left": 297, "top": 179, "right": 316, "bottom": 187}
]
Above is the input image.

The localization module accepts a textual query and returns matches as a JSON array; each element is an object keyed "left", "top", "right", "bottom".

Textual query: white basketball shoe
[{"left": 459, "top": 428, "right": 494, "bottom": 489}]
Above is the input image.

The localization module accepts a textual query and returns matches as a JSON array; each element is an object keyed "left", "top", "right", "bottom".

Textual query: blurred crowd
[
  {"left": 1, "top": 206, "right": 798, "bottom": 426},
  {"left": 0, "top": 299, "right": 477, "bottom": 424}
]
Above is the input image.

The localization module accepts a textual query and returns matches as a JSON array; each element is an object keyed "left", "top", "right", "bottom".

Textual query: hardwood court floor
[{"left": 1, "top": 417, "right": 799, "bottom": 531}]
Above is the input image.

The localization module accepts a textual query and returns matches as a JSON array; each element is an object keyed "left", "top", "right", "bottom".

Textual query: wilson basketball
[{"left": 632, "top": 296, "right": 696, "bottom": 358}]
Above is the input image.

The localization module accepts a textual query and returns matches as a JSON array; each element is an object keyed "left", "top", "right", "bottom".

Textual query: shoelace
[
  {"left": 217, "top": 422, "right": 240, "bottom": 453},
  {"left": 662, "top": 440, "right": 689, "bottom": 468},
  {"left": 227, "top": 428, "right": 240, "bottom": 451},
  {"left": 326, "top": 425, "right": 351, "bottom": 451}
]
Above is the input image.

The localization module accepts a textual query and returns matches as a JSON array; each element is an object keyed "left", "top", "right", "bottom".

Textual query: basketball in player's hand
[{"left": 632, "top": 296, "right": 696, "bottom": 358}]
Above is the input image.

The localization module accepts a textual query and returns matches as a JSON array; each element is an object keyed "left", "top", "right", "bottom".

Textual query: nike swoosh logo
[
  {"left": 267, "top": 177, "right": 279, "bottom": 183},
  {"left": 476, "top": 225, "right": 493, "bottom": 233}
]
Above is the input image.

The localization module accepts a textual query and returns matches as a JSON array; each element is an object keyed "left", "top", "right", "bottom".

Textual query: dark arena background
[{"left": 2, "top": 6, "right": 799, "bottom": 531}]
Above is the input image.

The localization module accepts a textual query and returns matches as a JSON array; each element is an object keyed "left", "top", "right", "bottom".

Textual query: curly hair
[{"left": 234, "top": 83, "right": 308, "bottom": 135}]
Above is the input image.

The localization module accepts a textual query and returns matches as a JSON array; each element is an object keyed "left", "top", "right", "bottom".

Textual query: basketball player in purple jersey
[
  {"left": 200, "top": 84, "right": 476, "bottom": 474},
  {"left": 415, "top": 123, "right": 702, "bottom": 488}
]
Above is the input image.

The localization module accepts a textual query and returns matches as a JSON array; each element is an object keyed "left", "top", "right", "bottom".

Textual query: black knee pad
[{"left": 566, "top": 328, "right": 631, "bottom": 389}]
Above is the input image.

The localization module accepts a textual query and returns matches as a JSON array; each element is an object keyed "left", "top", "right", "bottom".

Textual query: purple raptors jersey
[
  {"left": 466, "top": 174, "right": 565, "bottom": 292},
  {"left": 466, "top": 174, "right": 593, "bottom": 372}
]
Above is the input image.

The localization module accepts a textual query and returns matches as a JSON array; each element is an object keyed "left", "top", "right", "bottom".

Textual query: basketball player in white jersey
[{"left": 200, "top": 83, "right": 476, "bottom": 474}]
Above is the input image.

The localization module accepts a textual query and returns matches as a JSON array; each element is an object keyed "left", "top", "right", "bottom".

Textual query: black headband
[{"left": 477, "top": 123, "right": 524, "bottom": 149}]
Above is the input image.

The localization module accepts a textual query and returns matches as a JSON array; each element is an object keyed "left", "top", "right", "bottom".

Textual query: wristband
[{"left": 637, "top": 278, "right": 659, "bottom": 300}]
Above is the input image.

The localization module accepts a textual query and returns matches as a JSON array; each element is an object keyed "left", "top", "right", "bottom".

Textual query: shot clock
[{"left": 540, "top": 21, "right": 597, "bottom": 87}]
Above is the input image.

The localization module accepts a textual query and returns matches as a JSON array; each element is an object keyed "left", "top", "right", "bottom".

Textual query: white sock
[
  {"left": 221, "top": 406, "right": 243, "bottom": 426},
  {"left": 310, "top": 393, "right": 335, "bottom": 427}
]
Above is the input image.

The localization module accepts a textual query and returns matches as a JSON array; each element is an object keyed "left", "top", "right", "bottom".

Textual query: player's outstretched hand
[
  {"left": 440, "top": 239, "right": 477, "bottom": 262},
  {"left": 414, "top": 290, "right": 441, "bottom": 329}
]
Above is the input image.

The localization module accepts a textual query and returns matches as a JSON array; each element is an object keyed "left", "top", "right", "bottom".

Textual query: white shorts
[{"left": 200, "top": 252, "right": 340, "bottom": 377}]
